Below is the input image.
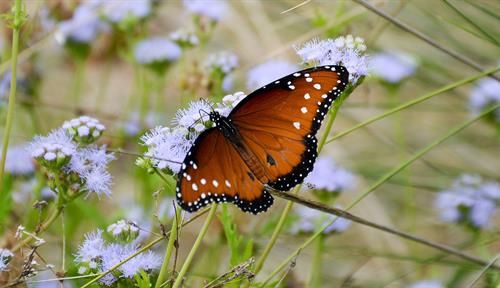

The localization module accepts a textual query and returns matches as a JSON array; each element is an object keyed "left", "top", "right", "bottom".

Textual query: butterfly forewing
[
  {"left": 176, "top": 128, "right": 274, "bottom": 214},
  {"left": 230, "top": 65, "right": 349, "bottom": 191}
]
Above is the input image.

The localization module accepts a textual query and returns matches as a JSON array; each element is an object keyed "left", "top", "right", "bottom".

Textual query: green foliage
[
  {"left": 219, "top": 205, "right": 254, "bottom": 267},
  {"left": 134, "top": 270, "right": 152, "bottom": 288}
]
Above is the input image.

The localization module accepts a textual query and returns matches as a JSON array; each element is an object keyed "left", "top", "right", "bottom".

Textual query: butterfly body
[{"left": 176, "top": 65, "right": 349, "bottom": 214}]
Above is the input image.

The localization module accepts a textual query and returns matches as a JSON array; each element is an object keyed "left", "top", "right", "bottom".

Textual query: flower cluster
[
  {"left": 134, "top": 37, "right": 182, "bottom": 66},
  {"left": 75, "top": 229, "right": 161, "bottom": 286},
  {"left": 101, "top": 0, "right": 152, "bottom": 24},
  {"left": 408, "top": 280, "right": 443, "bottom": 288},
  {"left": 0, "top": 248, "right": 13, "bottom": 272},
  {"left": 203, "top": 51, "right": 239, "bottom": 75},
  {"left": 170, "top": 29, "right": 200, "bottom": 49},
  {"left": 469, "top": 78, "right": 500, "bottom": 122},
  {"left": 295, "top": 35, "right": 369, "bottom": 83},
  {"left": 140, "top": 93, "right": 246, "bottom": 174},
  {"left": 29, "top": 116, "right": 114, "bottom": 197},
  {"left": 2, "top": 144, "right": 35, "bottom": 176},
  {"left": 63, "top": 115, "right": 106, "bottom": 144},
  {"left": 107, "top": 220, "right": 140, "bottom": 243},
  {"left": 55, "top": 1, "right": 105, "bottom": 45},
  {"left": 434, "top": 174, "right": 500, "bottom": 229},
  {"left": 290, "top": 206, "right": 351, "bottom": 235},
  {"left": 246, "top": 60, "right": 299, "bottom": 90},
  {"left": 304, "top": 156, "right": 356, "bottom": 195},
  {"left": 183, "top": 0, "right": 228, "bottom": 21},
  {"left": 370, "top": 50, "right": 418, "bottom": 84}
]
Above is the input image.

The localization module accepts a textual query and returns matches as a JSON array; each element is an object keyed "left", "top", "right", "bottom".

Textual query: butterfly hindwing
[
  {"left": 230, "top": 65, "right": 349, "bottom": 191},
  {"left": 176, "top": 128, "right": 274, "bottom": 214}
]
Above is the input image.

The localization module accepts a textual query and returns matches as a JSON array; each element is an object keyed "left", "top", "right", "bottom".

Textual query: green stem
[
  {"left": 0, "top": 0, "right": 23, "bottom": 196},
  {"left": 252, "top": 83, "right": 356, "bottom": 279},
  {"left": 309, "top": 234, "right": 324, "bottom": 287},
  {"left": 155, "top": 207, "right": 181, "bottom": 288},
  {"left": 172, "top": 204, "right": 218, "bottom": 288},
  {"left": 260, "top": 103, "right": 500, "bottom": 286},
  {"left": 73, "top": 58, "right": 85, "bottom": 110},
  {"left": 326, "top": 66, "right": 500, "bottom": 144}
]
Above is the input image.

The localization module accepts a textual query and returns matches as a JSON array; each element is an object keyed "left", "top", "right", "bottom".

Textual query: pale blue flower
[
  {"left": 408, "top": 280, "right": 443, "bottom": 288},
  {"left": 2, "top": 144, "right": 35, "bottom": 176},
  {"left": 291, "top": 206, "right": 351, "bottom": 235},
  {"left": 101, "top": 0, "right": 152, "bottom": 23},
  {"left": 169, "top": 29, "right": 199, "bottom": 48},
  {"left": 75, "top": 229, "right": 106, "bottom": 263},
  {"left": 62, "top": 115, "right": 106, "bottom": 144},
  {"left": 183, "top": 0, "right": 228, "bottom": 21},
  {"left": 304, "top": 156, "right": 356, "bottom": 193},
  {"left": 55, "top": 2, "right": 105, "bottom": 45},
  {"left": 469, "top": 78, "right": 500, "bottom": 121},
  {"left": 172, "top": 100, "right": 213, "bottom": 129},
  {"left": 434, "top": 174, "right": 500, "bottom": 229},
  {"left": 370, "top": 51, "right": 418, "bottom": 83},
  {"left": 134, "top": 37, "right": 182, "bottom": 65},
  {"left": 295, "top": 35, "right": 369, "bottom": 83},
  {"left": 246, "top": 60, "right": 299, "bottom": 90},
  {"left": 204, "top": 51, "right": 238, "bottom": 74},
  {"left": 0, "top": 248, "right": 13, "bottom": 272},
  {"left": 29, "top": 129, "right": 76, "bottom": 169}
]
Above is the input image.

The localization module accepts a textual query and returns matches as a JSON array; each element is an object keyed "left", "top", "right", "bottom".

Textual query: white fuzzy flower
[
  {"left": 101, "top": 0, "right": 152, "bottom": 23},
  {"left": 204, "top": 51, "right": 238, "bottom": 75},
  {"left": 107, "top": 220, "right": 139, "bottom": 242},
  {"left": 295, "top": 35, "right": 369, "bottom": 83},
  {"left": 183, "top": 0, "right": 228, "bottom": 21},
  {"left": 63, "top": 115, "right": 106, "bottom": 144},
  {"left": 304, "top": 156, "right": 356, "bottom": 193},
  {"left": 0, "top": 248, "right": 13, "bottom": 272},
  {"left": 172, "top": 100, "right": 213, "bottom": 129},
  {"left": 134, "top": 37, "right": 182, "bottom": 65},
  {"left": 370, "top": 51, "right": 418, "bottom": 83},
  {"left": 29, "top": 129, "right": 76, "bottom": 169},
  {"left": 75, "top": 229, "right": 106, "bottom": 263},
  {"left": 469, "top": 78, "right": 500, "bottom": 121},
  {"left": 246, "top": 60, "right": 299, "bottom": 90},
  {"left": 290, "top": 206, "right": 351, "bottom": 235},
  {"left": 83, "top": 168, "right": 113, "bottom": 197},
  {"left": 1, "top": 144, "right": 35, "bottom": 176}
]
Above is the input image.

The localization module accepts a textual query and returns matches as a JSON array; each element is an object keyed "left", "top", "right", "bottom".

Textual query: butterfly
[{"left": 176, "top": 65, "right": 349, "bottom": 214}]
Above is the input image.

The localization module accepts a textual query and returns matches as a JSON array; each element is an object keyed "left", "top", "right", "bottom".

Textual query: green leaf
[{"left": 134, "top": 269, "right": 152, "bottom": 288}]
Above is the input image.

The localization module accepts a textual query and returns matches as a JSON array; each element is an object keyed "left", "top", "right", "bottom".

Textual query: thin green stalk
[
  {"left": 172, "top": 204, "right": 218, "bottom": 288},
  {"left": 326, "top": 66, "right": 500, "bottom": 144},
  {"left": 155, "top": 207, "right": 181, "bottom": 288},
  {"left": 252, "top": 84, "right": 356, "bottom": 280},
  {"left": 82, "top": 207, "right": 210, "bottom": 288},
  {"left": 260, "top": 103, "right": 500, "bottom": 286},
  {"left": 72, "top": 58, "right": 86, "bottom": 109},
  {"left": 308, "top": 234, "right": 324, "bottom": 287},
  {"left": 0, "top": 0, "right": 24, "bottom": 195}
]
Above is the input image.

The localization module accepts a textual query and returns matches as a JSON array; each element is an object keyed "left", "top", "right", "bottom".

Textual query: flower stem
[
  {"left": 155, "top": 206, "right": 181, "bottom": 288},
  {"left": 0, "top": 0, "right": 24, "bottom": 197},
  {"left": 172, "top": 204, "right": 218, "bottom": 288},
  {"left": 72, "top": 58, "right": 86, "bottom": 110},
  {"left": 251, "top": 84, "right": 356, "bottom": 279},
  {"left": 308, "top": 233, "right": 324, "bottom": 287}
]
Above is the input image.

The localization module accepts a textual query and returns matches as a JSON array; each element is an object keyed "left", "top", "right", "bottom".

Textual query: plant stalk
[
  {"left": 0, "top": 0, "right": 23, "bottom": 195},
  {"left": 172, "top": 204, "right": 218, "bottom": 288},
  {"left": 155, "top": 206, "right": 181, "bottom": 288}
]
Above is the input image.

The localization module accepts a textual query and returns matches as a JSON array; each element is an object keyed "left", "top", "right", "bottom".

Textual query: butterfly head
[{"left": 209, "top": 111, "right": 222, "bottom": 126}]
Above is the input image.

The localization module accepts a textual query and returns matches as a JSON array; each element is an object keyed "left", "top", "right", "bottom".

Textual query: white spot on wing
[
  {"left": 201, "top": 178, "right": 207, "bottom": 185},
  {"left": 293, "top": 122, "right": 301, "bottom": 130},
  {"left": 225, "top": 180, "right": 231, "bottom": 187},
  {"left": 192, "top": 183, "right": 198, "bottom": 191},
  {"left": 301, "top": 107, "right": 308, "bottom": 114},
  {"left": 314, "top": 83, "right": 321, "bottom": 90},
  {"left": 304, "top": 93, "right": 311, "bottom": 99},
  {"left": 212, "top": 180, "right": 219, "bottom": 187}
]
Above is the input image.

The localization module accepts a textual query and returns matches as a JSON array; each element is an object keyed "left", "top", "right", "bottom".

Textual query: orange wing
[
  {"left": 176, "top": 128, "right": 274, "bottom": 214},
  {"left": 230, "top": 65, "right": 349, "bottom": 191}
]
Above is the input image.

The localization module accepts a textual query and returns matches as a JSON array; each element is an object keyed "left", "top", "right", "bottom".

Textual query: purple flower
[
  {"left": 2, "top": 144, "right": 35, "bottom": 176},
  {"left": 55, "top": 2, "right": 105, "bottom": 45},
  {"left": 134, "top": 37, "right": 182, "bottom": 65},
  {"left": 246, "top": 60, "right": 299, "bottom": 90},
  {"left": 29, "top": 128, "right": 76, "bottom": 169},
  {"left": 408, "top": 280, "right": 443, "bottom": 288},
  {"left": 295, "top": 35, "right": 369, "bottom": 84},
  {"left": 304, "top": 156, "right": 356, "bottom": 193},
  {"left": 434, "top": 174, "right": 500, "bottom": 229},
  {"left": 101, "top": 0, "right": 152, "bottom": 23},
  {"left": 469, "top": 78, "right": 500, "bottom": 121},
  {"left": 183, "top": 0, "right": 228, "bottom": 21},
  {"left": 370, "top": 51, "right": 418, "bottom": 83},
  {"left": 290, "top": 206, "right": 351, "bottom": 235},
  {"left": 204, "top": 51, "right": 238, "bottom": 75},
  {"left": 0, "top": 248, "right": 13, "bottom": 272}
]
